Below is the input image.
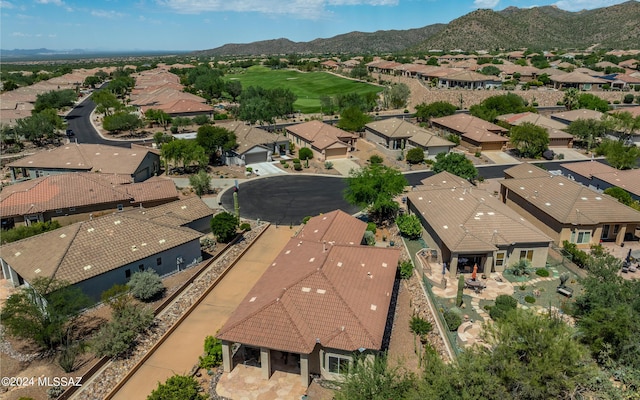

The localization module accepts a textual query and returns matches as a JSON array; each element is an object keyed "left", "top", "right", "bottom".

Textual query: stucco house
[
  {"left": 365, "top": 118, "right": 454, "bottom": 158},
  {"left": 7, "top": 143, "right": 160, "bottom": 182},
  {"left": 0, "top": 173, "right": 178, "bottom": 229},
  {"left": 500, "top": 174, "right": 640, "bottom": 247},
  {"left": 217, "top": 210, "right": 400, "bottom": 387},
  {"left": 430, "top": 114, "right": 509, "bottom": 151},
  {"left": 1, "top": 213, "right": 203, "bottom": 301},
  {"left": 407, "top": 172, "right": 552, "bottom": 278},
  {"left": 285, "top": 121, "right": 357, "bottom": 160}
]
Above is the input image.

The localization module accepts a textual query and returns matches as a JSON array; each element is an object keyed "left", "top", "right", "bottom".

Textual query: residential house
[
  {"left": 430, "top": 114, "right": 509, "bottom": 151},
  {"left": 285, "top": 121, "right": 357, "bottom": 160},
  {"left": 560, "top": 161, "right": 640, "bottom": 201},
  {"left": 550, "top": 109, "right": 604, "bottom": 126},
  {"left": 550, "top": 71, "right": 608, "bottom": 90},
  {"left": 364, "top": 118, "right": 454, "bottom": 159},
  {"left": 500, "top": 174, "right": 640, "bottom": 247},
  {"left": 497, "top": 112, "right": 574, "bottom": 147},
  {"left": 7, "top": 143, "right": 161, "bottom": 182},
  {"left": 407, "top": 172, "right": 552, "bottom": 278},
  {"left": 0, "top": 174, "right": 178, "bottom": 229},
  {"left": 0, "top": 213, "right": 203, "bottom": 301},
  {"left": 216, "top": 210, "right": 400, "bottom": 387}
]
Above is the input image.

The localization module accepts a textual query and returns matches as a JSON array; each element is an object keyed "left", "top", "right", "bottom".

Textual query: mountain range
[{"left": 194, "top": 1, "right": 640, "bottom": 57}]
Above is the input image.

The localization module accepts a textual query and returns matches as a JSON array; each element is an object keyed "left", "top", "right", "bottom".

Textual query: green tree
[
  {"left": 210, "top": 212, "right": 239, "bottom": 243},
  {"left": 147, "top": 375, "right": 207, "bottom": 400},
  {"left": 336, "top": 106, "right": 372, "bottom": 132},
  {"left": 34, "top": 89, "right": 77, "bottom": 113},
  {"left": 414, "top": 101, "right": 457, "bottom": 122},
  {"left": 562, "top": 88, "right": 580, "bottom": 111},
  {"left": 195, "top": 124, "right": 236, "bottom": 163},
  {"left": 565, "top": 118, "right": 610, "bottom": 152},
  {"left": 509, "top": 122, "right": 549, "bottom": 158},
  {"left": 335, "top": 354, "right": 415, "bottom": 400},
  {"left": 396, "top": 214, "right": 422, "bottom": 239},
  {"left": 344, "top": 164, "right": 407, "bottom": 222},
  {"left": 0, "top": 277, "right": 91, "bottom": 349},
  {"left": 127, "top": 269, "right": 164, "bottom": 302},
  {"left": 189, "top": 170, "right": 212, "bottom": 197},
  {"left": 433, "top": 152, "right": 478, "bottom": 180},
  {"left": 298, "top": 147, "right": 313, "bottom": 160},
  {"left": 405, "top": 147, "right": 424, "bottom": 164}
]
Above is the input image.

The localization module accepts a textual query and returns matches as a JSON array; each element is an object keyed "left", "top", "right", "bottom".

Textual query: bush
[
  {"left": 399, "top": 259, "right": 413, "bottom": 279},
  {"left": 410, "top": 315, "right": 432, "bottom": 336},
  {"left": 443, "top": 309, "right": 462, "bottom": 331},
  {"left": 535, "top": 268, "right": 550, "bottom": 277},
  {"left": 369, "top": 154, "right": 383, "bottom": 164},
  {"left": 524, "top": 295, "right": 536, "bottom": 304},
  {"left": 299, "top": 147, "right": 313, "bottom": 160},
  {"left": 363, "top": 230, "right": 376, "bottom": 246},
  {"left": 366, "top": 222, "right": 377, "bottom": 233},
  {"left": 128, "top": 269, "right": 164, "bottom": 302},
  {"left": 198, "top": 335, "right": 223, "bottom": 369}
]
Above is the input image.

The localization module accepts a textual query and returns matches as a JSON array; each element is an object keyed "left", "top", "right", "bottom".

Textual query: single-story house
[
  {"left": 364, "top": 118, "right": 455, "bottom": 158},
  {"left": 500, "top": 174, "right": 640, "bottom": 247},
  {"left": 560, "top": 161, "right": 640, "bottom": 201},
  {"left": 0, "top": 173, "right": 178, "bottom": 229},
  {"left": 550, "top": 71, "right": 608, "bottom": 91},
  {"left": 217, "top": 210, "right": 400, "bottom": 387},
  {"left": 1, "top": 213, "right": 203, "bottom": 301},
  {"left": 497, "top": 112, "right": 574, "bottom": 148},
  {"left": 122, "top": 196, "right": 214, "bottom": 233},
  {"left": 430, "top": 114, "right": 509, "bottom": 151},
  {"left": 407, "top": 172, "right": 552, "bottom": 278},
  {"left": 549, "top": 109, "right": 605, "bottom": 126},
  {"left": 285, "top": 121, "right": 357, "bottom": 160},
  {"left": 213, "top": 121, "right": 289, "bottom": 166},
  {"left": 7, "top": 143, "right": 161, "bottom": 183}
]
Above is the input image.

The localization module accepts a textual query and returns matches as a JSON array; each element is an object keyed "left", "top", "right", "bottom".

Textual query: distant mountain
[{"left": 194, "top": 1, "right": 640, "bottom": 56}]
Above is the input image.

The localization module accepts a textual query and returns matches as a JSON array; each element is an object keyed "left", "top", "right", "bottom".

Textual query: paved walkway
[{"left": 110, "top": 225, "right": 294, "bottom": 400}]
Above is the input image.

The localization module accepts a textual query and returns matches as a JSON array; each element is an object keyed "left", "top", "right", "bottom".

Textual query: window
[
  {"left": 519, "top": 250, "right": 534, "bottom": 262},
  {"left": 576, "top": 230, "right": 591, "bottom": 244},
  {"left": 117, "top": 204, "right": 124, "bottom": 211},
  {"left": 327, "top": 354, "right": 351, "bottom": 375},
  {"left": 156, "top": 257, "right": 162, "bottom": 266},
  {"left": 495, "top": 251, "right": 506, "bottom": 267},
  {"left": 125, "top": 269, "right": 131, "bottom": 279}
]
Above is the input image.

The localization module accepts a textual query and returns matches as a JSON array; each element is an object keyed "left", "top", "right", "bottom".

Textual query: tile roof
[
  {"left": 286, "top": 121, "right": 356, "bottom": 151},
  {"left": 409, "top": 176, "right": 551, "bottom": 253},
  {"left": 122, "top": 196, "right": 213, "bottom": 226},
  {"left": 561, "top": 161, "right": 640, "bottom": 197},
  {"left": 7, "top": 144, "right": 156, "bottom": 176},
  {"left": 550, "top": 109, "right": 605, "bottom": 124},
  {"left": 500, "top": 175, "right": 640, "bottom": 225},
  {"left": 0, "top": 214, "right": 202, "bottom": 285},
  {"left": 217, "top": 211, "right": 400, "bottom": 354}
]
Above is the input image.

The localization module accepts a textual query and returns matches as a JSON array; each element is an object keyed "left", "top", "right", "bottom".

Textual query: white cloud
[
  {"left": 156, "top": 0, "right": 398, "bottom": 19},
  {"left": 474, "top": 0, "right": 500, "bottom": 8},
  {"left": 553, "top": 0, "right": 628, "bottom": 11},
  {"left": 91, "top": 9, "right": 126, "bottom": 18}
]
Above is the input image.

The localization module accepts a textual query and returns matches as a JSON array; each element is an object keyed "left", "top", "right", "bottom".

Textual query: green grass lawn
[{"left": 226, "top": 66, "right": 382, "bottom": 114}]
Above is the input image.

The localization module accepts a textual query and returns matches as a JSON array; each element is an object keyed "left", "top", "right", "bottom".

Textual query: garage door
[
  {"left": 244, "top": 151, "right": 267, "bottom": 165},
  {"left": 325, "top": 148, "right": 347, "bottom": 160}
]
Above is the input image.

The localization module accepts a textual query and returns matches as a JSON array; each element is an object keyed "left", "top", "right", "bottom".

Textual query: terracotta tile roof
[
  {"left": 561, "top": 161, "right": 640, "bottom": 197},
  {"left": 430, "top": 114, "right": 508, "bottom": 143},
  {"left": 500, "top": 175, "right": 640, "bottom": 225},
  {"left": 286, "top": 121, "right": 356, "bottom": 151},
  {"left": 409, "top": 176, "right": 551, "bottom": 253},
  {"left": 0, "top": 214, "right": 202, "bottom": 285},
  {"left": 7, "top": 144, "right": 156, "bottom": 176},
  {"left": 217, "top": 212, "right": 400, "bottom": 354},
  {"left": 0, "top": 173, "right": 178, "bottom": 218},
  {"left": 550, "top": 109, "right": 604, "bottom": 124},
  {"left": 503, "top": 163, "right": 553, "bottom": 179},
  {"left": 122, "top": 196, "right": 213, "bottom": 225}
]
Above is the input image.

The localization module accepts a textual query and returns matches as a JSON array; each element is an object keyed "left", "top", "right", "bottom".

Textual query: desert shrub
[
  {"left": 366, "top": 222, "right": 377, "bottom": 233},
  {"left": 398, "top": 259, "right": 413, "bottom": 279},
  {"left": 198, "top": 335, "right": 223, "bottom": 369},
  {"left": 443, "top": 309, "right": 463, "bottom": 331},
  {"left": 410, "top": 315, "right": 432, "bottom": 336},
  {"left": 369, "top": 154, "right": 383, "bottom": 164},
  {"left": 128, "top": 269, "right": 164, "bottom": 302},
  {"left": 525, "top": 295, "right": 536, "bottom": 304},
  {"left": 535, "top": 268, "right": 550, "bottom": 277},
  {"left": 363, "top": 230, "right": 376, "bottom": 246}
]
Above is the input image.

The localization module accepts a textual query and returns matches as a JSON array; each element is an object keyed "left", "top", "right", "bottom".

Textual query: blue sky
[{"left": 0, "top": 0, "right": 633, "bottom": 51}]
